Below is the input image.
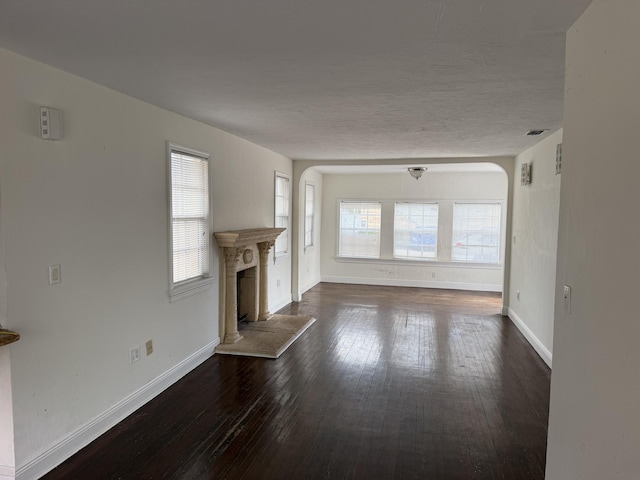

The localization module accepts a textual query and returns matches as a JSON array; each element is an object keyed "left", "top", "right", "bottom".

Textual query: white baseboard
[
  {"left": 300, "top": 278, "right": 320, "bottom": 296},
  {"left": 507, "top": 308, "right": 552, "bottom": 368},
  {"left": 16, "top": 339, "right": 220, "bottom": 480},
  {"left": 271, "top": 294, "right": 293, "bottom": 313},
  {"left": 0, "top": 465, "right": 15, "bottom": 480},
  {"left": 320, "top": 276, "right": 502, "bottom": 293},
  {"left": 501, "top": 305, "right": 509, "bottom": 316}
]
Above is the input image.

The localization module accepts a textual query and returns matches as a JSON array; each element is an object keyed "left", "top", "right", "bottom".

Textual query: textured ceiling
[{"left": 0, "top": 0, "right": 592, "bottom": 160}]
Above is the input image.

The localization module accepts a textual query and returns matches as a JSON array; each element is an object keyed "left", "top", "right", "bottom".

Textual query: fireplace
[
  {"left": 237, "top": 266, "right": 257, "bottom": 324},
  {"left": 213, "top": 228, "right": 285, "bottom": 344}
]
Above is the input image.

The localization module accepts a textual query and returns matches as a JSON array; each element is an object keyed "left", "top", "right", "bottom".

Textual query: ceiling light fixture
[{"left": 408, "top": 167, "right": 427, "bottom": 180}]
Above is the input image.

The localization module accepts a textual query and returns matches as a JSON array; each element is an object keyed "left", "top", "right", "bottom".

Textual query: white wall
[
  {"left": 298, "top": 168, "right": 323, "bottom": 295},
  {"left": 0, "top": 47, "right": 292, "bottom": 478},
  {"left": 546, "top": 1, "right": 640, "bottom": 478},
  {"left": 321, "top": 170, "right": 507, "bottom": 291},
  {"left": 508, "top": 129, "right": 562, "bottom": 367},
  {"left": 0, "top": 175, "right": 15, "bottom": 479}
]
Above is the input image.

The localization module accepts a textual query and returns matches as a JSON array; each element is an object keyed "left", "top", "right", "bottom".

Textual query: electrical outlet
[
  {"left": 129, "top": 346, "right": 140, "bottom": 364},
  {"left": 276, "top": 279, "right": 281, "bottom": 287},
  {"left": 146, "top": 339, "right": 153, "bottom": 356},
  {"left": 517, "top": 291, "right": 521, "bottom": 301}
]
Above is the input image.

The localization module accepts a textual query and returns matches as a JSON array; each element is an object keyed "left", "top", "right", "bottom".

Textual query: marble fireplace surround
[{"left": 213, "top": 228, "right": 285, "bottom": 344}]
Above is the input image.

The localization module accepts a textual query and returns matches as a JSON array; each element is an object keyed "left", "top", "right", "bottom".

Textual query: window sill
[
  {"left": 335, "top": 256, "right": 502, "bottom": 270},
  {"left": 169, "top": 277, "right": 215, "bottom": 302}
]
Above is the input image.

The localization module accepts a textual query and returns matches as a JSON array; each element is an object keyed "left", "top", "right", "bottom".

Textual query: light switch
[
  {"left": 49, "top": 264, "right": 61, "bottom": 285},
  {"left": 563, "top": 285, "right": 571, "bottom": 314}
]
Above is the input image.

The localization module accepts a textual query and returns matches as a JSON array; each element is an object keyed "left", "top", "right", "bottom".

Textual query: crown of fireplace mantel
[{"left": 213, "top": 228, "right": 285, "bottom": 248}]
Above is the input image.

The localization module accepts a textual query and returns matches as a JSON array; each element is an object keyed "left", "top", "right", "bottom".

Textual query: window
[
  {"left": 394, "top": 202, "right": 439, "bottom": 260},
  {"left": 168, "top": 144, "right": 212, "bottom": 298},
  {"left": 304, "top": 183, "right": 315, "bottom": 248},
  {"left": 274, "top": 172, "right": 290, "bottom": 256},
  {"left": 338, "top": 201, "right": 381, "bottom": 258},
  {"left": 452, "top": 203, "right": 502, "bottom": 264}
]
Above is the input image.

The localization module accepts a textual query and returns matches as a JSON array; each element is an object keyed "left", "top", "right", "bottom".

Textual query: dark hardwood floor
[{"left": 43, "top": 284, "right": 551, "bottom": 480}]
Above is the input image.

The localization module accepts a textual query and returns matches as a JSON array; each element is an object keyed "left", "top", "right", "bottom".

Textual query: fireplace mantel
[
  {"left": 0, "top": 329, "right": 19, "bottom": 347},
  {"left": 213, "top": 228, "right": 285, "bottom": 344},
  {"left": 214, "top": 228, "right": 285, "bottom": 248}
]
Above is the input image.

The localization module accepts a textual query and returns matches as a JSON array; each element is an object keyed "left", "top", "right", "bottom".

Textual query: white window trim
[
  {"left": 274, "top": 171, "right": 291, "bottom": 259},
  {"left": 304, "top": 182, "right": 316, "bottom": 251},
  {"left": 334, "top": 198, "right": 505, "bottom": 267},
  {"left": 167, "top": 142, "right": 214, "bottom": 301}
]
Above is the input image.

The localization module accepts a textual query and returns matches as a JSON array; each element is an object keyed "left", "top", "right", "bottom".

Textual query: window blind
[
  {"left": 171, "top": 150, "right": 209, "bottom": 284},
  {"left": 305, "top": 183, "right": 315, "bottom": 247},
  {"left": 452, "top": 203, "right": 501, "bottom": 264},
  {"left": 338, "top": 201, "right": 381, "bottom": 258},
  {"left": 275, "top": 173, "right": 290, "bottom": 255},
  {"left": 393, "top": 202, "right": 439, "bottom": 260}
]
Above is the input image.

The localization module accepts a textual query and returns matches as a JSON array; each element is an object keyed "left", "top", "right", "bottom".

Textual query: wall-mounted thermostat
[{"left": 40, "top": 107, "right": 62, "bottom": 140}]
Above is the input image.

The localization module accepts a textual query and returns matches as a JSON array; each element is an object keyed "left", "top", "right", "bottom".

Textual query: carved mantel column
[
  {"left": 223, "top": 247, "right": 243, "bottom": 344},
  {"left": 257, "top": 240, "right": 274, "bottom": 321}
]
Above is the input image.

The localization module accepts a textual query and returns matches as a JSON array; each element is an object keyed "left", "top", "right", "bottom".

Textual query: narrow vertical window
[
  {"left": 168, "top": 144, "right": 212, "bottom": 298},
  {"left": 452, "top": 203, "right": 502, "bottom": 264},
  {"left": 274, "top": 172, "right": 290, "bottom": 256},
  {"left": 338, "top": 201, "right": 382, "bottom": 258},
  {"left": 393, "top": 202, "right": 439, "bottom": 260},
  {"left": 305, "top": 183, "right": 315, "bottom": 249}
]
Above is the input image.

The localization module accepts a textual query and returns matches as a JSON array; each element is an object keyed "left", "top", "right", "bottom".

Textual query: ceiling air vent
[{"left": 526, "top": 129, "right": 548, "bottom": 136}]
